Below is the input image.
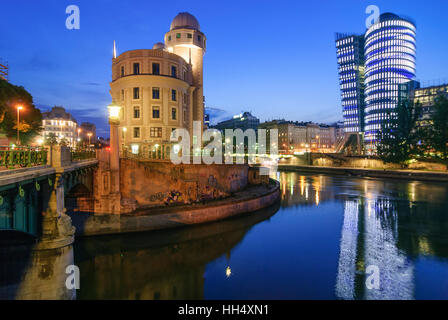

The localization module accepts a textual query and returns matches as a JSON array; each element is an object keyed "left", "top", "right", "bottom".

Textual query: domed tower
[{"left": 165, "top": 12, "right": 206, "bottom": 133}]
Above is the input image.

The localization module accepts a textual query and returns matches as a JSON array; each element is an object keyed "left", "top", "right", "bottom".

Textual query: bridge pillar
[
  {"left": 93, "top": 110, "right": 124, "bottom": 214},
  {"left": 36, "top": 147, "right": 75, "bottom": 250}
]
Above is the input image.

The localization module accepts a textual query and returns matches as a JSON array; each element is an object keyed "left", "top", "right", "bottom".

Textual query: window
[
  {"left": 133, "top": 63, "right": 140, "bottom": 75},
  {"left": 121, "top": 66, "right": 125, "bottom": 77},
  {"left": 121, "top": 89, "right": 125, "bottom": 100},
  {"left": 133, "top": 106, "right": 140, "bottom": 119},
  {"left": 198, "top": 35, "right": 201, "bottom": 41},
  {"left": 171, "top": 89, "right": 177, "bottom": 101},
  {"left": 171, "top": 66, "right": 177, "bottom": 78},
  {"left": 168, "top": 35, "right": 171, "bottom": 41},
  {"left": 187, "top": 33, "right": 192, "bottom": 39},
  {"left": 152, "top": 63, "right": 160, "bottom": 75},
  {"left": 176, "top": 33, "right": 181, "bottom": 39},
  {"left": 152, "top": 106, "right": 160, "bottom": 119},
  {"left": 150, "top": 127, "right": 162, "bottom": 138},
  {"left": 171, "top": 108, "right": 177, "bottom": 120},
  {"left": 133, "top": 127, "right": 140, "bottom": 138},
  {"left": 152, "top": 87, "right": 160, "bottom": 99},
  {"left": 171, "top": 128, "right": 177, "bottom": 138},
  {"left": 133, "top": 87, "right": 140, "bottom": 99},
  {"left": 183, "top": 109, "right": 186, "bottom": 122}
]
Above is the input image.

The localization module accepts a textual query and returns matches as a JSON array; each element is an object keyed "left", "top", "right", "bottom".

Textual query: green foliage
[
  {"left": 0, "top": 79, "right": 42, "bottom": 145},
  {"left": 426, "top": 94, "right": 448, "bottom": 161},
  {"left": 44, "top": 132, "right": 58, "bottom": 146},
  {"left": 59, "top": 137, "right": 69, "bottom": 147},
  {"left": 376, "top": 99, "right": 422, "bottom": 165}
]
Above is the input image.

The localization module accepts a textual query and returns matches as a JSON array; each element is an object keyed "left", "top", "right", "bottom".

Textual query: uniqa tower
[
  {"left": 110, "top": 12, "right": 205, "bottom": 158},
  {"left": 363, "top": 13, "right": 417, "bottom": 146},
  {"left": 336, "top": 13, "right": 417, "bottom": 150}
]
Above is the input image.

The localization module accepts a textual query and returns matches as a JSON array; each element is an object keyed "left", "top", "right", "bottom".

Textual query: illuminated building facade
[
  {"left": 408, "top": 83, "right": 448, "bottom": 127},
  {"left": 110, "top": 12, "right": 205, "bottom": 157},
  {"left": 364, "top": 13, "right": 417, "bottom": 146},
  {"left": 42, "top": 106, "right": 78, "bottom": 147},
  {"left": 335, "top": 34, "right": 365, "bottom": 133},
  {"left": 213, "top": 112, "right": 260, "bottom": 132},
  {"left": 336, "top": 13, "right": 417, "bottom": 151},
  {"left": 259, "top": 120, "right": 337, "bottom": 154}
]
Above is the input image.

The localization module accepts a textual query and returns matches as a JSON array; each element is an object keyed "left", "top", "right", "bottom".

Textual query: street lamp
[
  {"left": 16, "top": 105, "right": 23, "bottom": 145},
  {"left": 87, "top": 132, "right": 92, "bottom": 147}
]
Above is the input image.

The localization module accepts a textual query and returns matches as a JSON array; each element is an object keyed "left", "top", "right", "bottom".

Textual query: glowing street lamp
[
  {"left": 87, "top": 132, "right": 92, "bottom": 146},
  {"left": 107, "top": 101, "right": 121, "bottom": 125},
  {"left": 16, "top": 105, "right": 23, "bottom": 145}
]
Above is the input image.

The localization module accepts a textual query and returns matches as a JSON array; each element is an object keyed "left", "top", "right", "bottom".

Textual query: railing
[
  {"left": 0, "top": 146, "right": 47, "bottom": 169},
  {"left": 71, "top": 150, "right": 96, "bottom": 161}
]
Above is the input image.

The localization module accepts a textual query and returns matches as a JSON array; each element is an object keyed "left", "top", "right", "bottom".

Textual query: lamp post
[
  {"left": 77, "top": 128, "right": 82, "bottom": 148},
  {"left": 108, "top": 101, "right": 121, "bottom": 171},
  {"left": 87, "top": 132, "right": 92, "bottom": 148},
  {"left": 16, "top": 105, "right": 23, "bottom": 145}
]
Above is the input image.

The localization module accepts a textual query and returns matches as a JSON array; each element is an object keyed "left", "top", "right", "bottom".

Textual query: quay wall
[{"left": 280, "top": 153, "right": 447, "bottom": 172}]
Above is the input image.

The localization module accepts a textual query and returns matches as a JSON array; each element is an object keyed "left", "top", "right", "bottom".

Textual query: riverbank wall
[
  {"left": 70, "top": 179, "right": 280, "bottom": 237},
  {"left": 281, "top": 153, "right": 447, "bottom": 172}
]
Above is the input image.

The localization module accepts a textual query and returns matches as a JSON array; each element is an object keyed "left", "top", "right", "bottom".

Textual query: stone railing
[{"left": 0, "top": 146, "right": 47, "bottom": 169}]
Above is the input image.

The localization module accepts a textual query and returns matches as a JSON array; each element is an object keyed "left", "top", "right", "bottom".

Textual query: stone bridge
[{"left": 0, "top": 146, "right": 97, "bottom": 250}]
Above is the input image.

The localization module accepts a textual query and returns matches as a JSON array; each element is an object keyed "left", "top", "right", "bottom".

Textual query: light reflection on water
[{"left": 2, "top": 171, "right": 448, "bottom": 299}]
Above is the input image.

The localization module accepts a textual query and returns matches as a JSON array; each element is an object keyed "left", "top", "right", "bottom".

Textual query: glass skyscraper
[
  {"left": 364, "top": 13, "right": 417, "bottom": 145},
  {"left": 336, "top": 13, "right": 417, "bottom": 149},
  {"left": 335, "top": 34, "right": 365, "bottom": 133}
]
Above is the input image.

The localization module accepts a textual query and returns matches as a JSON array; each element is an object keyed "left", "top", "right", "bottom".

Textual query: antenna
[{"left": 113, "top": 40, "right": 117, "bottom": 59}]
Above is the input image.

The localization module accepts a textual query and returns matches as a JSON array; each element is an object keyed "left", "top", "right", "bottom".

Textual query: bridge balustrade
[{"left": 0, "top": 146, "right": 47, "bottom": 169}]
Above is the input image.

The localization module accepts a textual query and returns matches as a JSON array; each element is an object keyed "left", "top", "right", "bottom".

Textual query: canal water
[{"left": 2, "top": 171, "right": 448, "bottom": 299}]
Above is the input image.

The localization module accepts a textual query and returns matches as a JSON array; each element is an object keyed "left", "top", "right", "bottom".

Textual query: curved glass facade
[{"left": 364, "top": 14, "right": 417, "bottom": 145}]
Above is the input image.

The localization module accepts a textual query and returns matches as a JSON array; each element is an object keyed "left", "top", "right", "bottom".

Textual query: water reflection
[
  {"left": 276, "top": 172, "right": 448, "bottom": 299},
  {"left": 74, "top": 203, "right": 280, "bottom": 300},
  {"left": 0, "top": 242, "right": 76, "bottom": 300},
  {"left": 2, "top": 171, "right": 448, "bottom": 299}
]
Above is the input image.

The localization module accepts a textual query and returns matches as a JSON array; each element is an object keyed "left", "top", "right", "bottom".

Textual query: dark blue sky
[{"left": 2, "top": 0, "right": 448, "bottom": 136}]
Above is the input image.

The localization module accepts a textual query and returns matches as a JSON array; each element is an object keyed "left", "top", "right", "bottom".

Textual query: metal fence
[
  {"left": 71, "top": 150, "right": 96, "bottom": 161},
  {"left": 0, "top": 146, "right": 47, "bottom": 169}
]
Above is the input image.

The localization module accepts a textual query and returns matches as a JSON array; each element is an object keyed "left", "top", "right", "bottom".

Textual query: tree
[
  {"left": 44, "top": 132, "right": 58, "bottom": 146},
  {"left": 376, "top": 99, "right": 422, "bottom": 166},
  {"left": 0, "top": 79, "right": 43, "bottom": 145},
  {"left": 426, "top": 94, "right": 448, "bottom": 161},
  {"left": 59, "top": 137, "right": 69, "bottom": 147}
]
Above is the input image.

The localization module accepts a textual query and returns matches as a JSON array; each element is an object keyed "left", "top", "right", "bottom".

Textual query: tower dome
[
  {"left": 152, "top": 42, "right": 166, "bottom": 50},
  {"left": 170, "top": 12, "right": 200, "bottom": 31}
]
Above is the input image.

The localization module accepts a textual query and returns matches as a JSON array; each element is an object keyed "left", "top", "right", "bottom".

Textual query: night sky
[{"left": 2, "top": 0, "right": 448, "bottom": 137}]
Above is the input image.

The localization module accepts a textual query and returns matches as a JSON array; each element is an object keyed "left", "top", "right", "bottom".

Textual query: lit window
[{"left": 150, "top": 127, "right": 162, "bottom": 138}]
